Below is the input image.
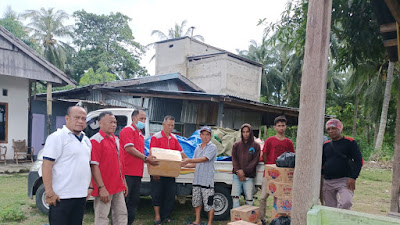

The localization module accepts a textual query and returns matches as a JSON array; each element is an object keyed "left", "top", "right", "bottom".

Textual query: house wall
[
  {"left": 225, "top": 57, "right": 262, "bottom": 101},
  {"left": 187, "top": 54, "right": 227, "bottom": 95},
  {"left": 155, "top": 38, "right": 262, "bottom": 101},
  {"left": 0, "top": 75, "right": 29, "bottom": 159},
  {"left": 155, "top": 38, "right": 221, "bottom": 76},
  {"left": 188, "top": 55, "right": 261, "bottom": 101},
  {"left": 31, "top": 100, "right": 75, "bottom": 135}
]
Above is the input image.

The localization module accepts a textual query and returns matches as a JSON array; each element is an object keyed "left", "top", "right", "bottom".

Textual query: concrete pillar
[{"left": 46, "top": 82, "right": 52, "bottom": 136}]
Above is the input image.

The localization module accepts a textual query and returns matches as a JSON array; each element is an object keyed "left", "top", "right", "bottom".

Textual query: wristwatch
[{"left": 143, "top": 156, "right": 147, "bottom": 162}]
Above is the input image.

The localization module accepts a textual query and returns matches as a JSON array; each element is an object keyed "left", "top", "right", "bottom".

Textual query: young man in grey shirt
[{"left": 181, "top": 126, "right": 217, "bottom": 225}]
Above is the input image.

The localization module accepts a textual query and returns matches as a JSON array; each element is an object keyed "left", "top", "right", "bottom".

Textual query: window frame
[{"left": 0, "top": 102, "right": 8, "bottom": 143}]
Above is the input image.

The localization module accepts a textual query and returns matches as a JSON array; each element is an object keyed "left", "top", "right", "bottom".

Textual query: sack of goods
[
  {"left": 270, "top": 216, "right": 291, "bottom": 225},
  {"left": 275, "top": 152, "right": 295, "bottom": 168},
  {"left": 148, "top": 147, "right": 182, "bottom": 177}
]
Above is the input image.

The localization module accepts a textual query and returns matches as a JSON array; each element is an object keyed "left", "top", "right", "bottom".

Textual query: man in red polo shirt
[
  {"left": 259, "top": 115, "right": 295, "bottom": 224},
  {"left": 120, "top": 109, "right": 158, "bottom": 225},
  {"left": 150, "top": 115, "right": 187, "bottom": 224},
  {"left": 90, "top": 111, "right": 128, "bottom": 225}
]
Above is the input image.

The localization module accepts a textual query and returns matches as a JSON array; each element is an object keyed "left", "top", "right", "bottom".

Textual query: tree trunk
[
  {"left": 352, "top": 84, "right": 361, "bottom": 137},
  {"left": 390, "top": 67, "right": 400, "bottom": 213},
  {"left": 374, "top": 61, "right": 395, "bottom": 150},
  {"left": 291, "top": 0, "right": 332, "bottom": 224},
  {"left": 374, "top": 122, "right": 379, "bottom": 147}
]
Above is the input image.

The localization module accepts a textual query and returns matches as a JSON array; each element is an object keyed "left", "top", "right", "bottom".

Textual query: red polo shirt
[
  {"left": 150, "top": 130, "right": 183, "bottom": 152},
  {"left": 90, "top": 130, "right": 125, "bottom": 196},
  {"left": 120, "top": 124, "right": 145, "bottom": 177}
]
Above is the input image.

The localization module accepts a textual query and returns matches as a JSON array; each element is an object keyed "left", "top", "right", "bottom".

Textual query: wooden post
[
  {"left": 46, "top": 82, "right": 52, "bottom": 136},
  {"left": 390, "top": 68, "right": 400, "bottom": 213},
  {"left": 291, "top": 0, "right": 332, "bottom": 224},
  {"left": 217, "top": 101, "right": 224, "bottom": 127}
]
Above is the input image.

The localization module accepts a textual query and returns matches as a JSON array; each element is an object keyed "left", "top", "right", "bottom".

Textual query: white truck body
[{"left": 28, "top": 108, "right": 265, "bottom": 220}]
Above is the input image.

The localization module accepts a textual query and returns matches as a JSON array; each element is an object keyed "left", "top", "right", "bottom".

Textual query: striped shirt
[{"left": 193, "top": 141, "right": 217, "bottom": 188}]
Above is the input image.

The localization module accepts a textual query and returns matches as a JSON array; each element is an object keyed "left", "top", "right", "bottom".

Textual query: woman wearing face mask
[{"left": 119, "top": 109, "right": 159, "bottom": 225}]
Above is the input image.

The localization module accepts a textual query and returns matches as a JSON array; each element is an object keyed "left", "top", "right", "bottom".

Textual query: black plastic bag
[
  {"left": 275, "top": 152, "right": 295, "bottom": 168},
  {"left": 270, "top": 216, "right": 291, "bottom": 225}
]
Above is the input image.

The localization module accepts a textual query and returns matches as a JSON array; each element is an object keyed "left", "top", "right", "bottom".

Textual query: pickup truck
[{"left": 28, "top": 108, "right": 264, "bottom": 221}]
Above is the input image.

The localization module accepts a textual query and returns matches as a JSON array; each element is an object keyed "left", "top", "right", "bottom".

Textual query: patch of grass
[
  {"left": 359, "top": 167, "right": 392, "bottom": 182},
  {"left": 0, "top": 167, "right": 395, "bottom": 224},
  {"left": 0, "top": 205, "right": 26, "bottom": 222},
  {"left": 352, "top": 168, "right": 392, "bottom": 216}
]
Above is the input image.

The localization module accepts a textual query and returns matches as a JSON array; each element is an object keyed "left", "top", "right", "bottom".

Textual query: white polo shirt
[{"left": 42, "top": 125, "right": 92, "bottom": 199}]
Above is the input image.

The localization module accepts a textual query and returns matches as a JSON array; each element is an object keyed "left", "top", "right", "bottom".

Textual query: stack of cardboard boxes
[
  {"left": 265, "top": 164, "right": 294, "bottom": 219},
  {"left": 229, "top": 205, "right": 262, "bottom": 224}
]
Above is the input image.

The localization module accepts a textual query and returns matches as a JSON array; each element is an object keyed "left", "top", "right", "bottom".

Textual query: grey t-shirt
[{"left": 193, "top": 141, "right": 217, "bottom": 188}]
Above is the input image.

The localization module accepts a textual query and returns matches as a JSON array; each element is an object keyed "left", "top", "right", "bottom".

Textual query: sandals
[
  {"left": 154, "top": 220, "right": 162, "bottom": 225},
  {"left": 163, "top": 218, "right": 173, "bottom": 223}
]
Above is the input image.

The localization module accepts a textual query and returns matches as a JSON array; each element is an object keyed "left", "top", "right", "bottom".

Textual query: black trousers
[
  {"left": 125, "top": 175, "right": 142, "bottom": 225},
  {"left": 150, "top": 176, "right": 176, "bottom": 221},
  {"left": 49, "top": 197, "right": 86, "bottom": 225}
]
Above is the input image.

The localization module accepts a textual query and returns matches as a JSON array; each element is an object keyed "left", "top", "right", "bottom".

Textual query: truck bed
[{"left": 142, "top": 161, "right": 265, "bottom": 186}]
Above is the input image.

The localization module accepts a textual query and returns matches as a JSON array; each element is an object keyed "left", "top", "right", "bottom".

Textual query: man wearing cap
[
  {"left": 181, "top": 126, "right": 217, "bottom": 225},
  {"left": 322, "top": 118, "right": 363, "bottom": 209}
]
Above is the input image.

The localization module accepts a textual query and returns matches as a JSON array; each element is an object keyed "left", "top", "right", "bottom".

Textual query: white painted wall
[{"left": 0, "top": 75, "right": 29, "bottom": 159}]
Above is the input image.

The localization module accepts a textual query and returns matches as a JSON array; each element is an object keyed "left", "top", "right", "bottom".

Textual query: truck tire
[
  {"left": 36, "top": 184, "right": 49, "bottom": 214},
  {"left": 202, "top": 185, "right": 232, "bottom": 221}
]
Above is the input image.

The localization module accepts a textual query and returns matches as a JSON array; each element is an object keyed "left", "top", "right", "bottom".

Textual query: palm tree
[
  {"left": 21, "top": 8, "right": 73, "bottom": 71},
  {"left": 375, "top": 61, "right": 395, "bottom": 150},
  {"left": 148, "top": 20, "right": 204, "bottom": 62},
  {"left": 151, "top": 20, "right": 204, "bottom": 41}
]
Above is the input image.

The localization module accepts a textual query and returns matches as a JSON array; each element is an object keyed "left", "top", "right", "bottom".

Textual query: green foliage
[
  {"left": 260, "top": 126, "right": 297, "bottom": 146},
  {"left": 0, "top": 6, "right": 40, "bottom": 52},
  {"left": 21, "top": 7, "right": 74, "bottom": 73},
  {"left": 0, "top": 205, "right": 26, "bottom": 222},
  {"left": 79, "top": 63, "right": 117, "bottom": 86},
  {"left": 72, "top": 10, "right": 147, "bottom": 81}
]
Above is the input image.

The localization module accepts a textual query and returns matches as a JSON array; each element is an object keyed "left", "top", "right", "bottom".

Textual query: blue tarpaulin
[{"left": 144, "top": 130, "right": 232, "bottom": 161}]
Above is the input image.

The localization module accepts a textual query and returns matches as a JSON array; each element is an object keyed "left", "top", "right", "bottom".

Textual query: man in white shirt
[{"left": 42, "top": 106, "right": 92, "bottom": 225}]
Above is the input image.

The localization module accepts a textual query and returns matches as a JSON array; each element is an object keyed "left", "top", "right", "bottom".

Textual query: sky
[{"left": 1, "top": 0, "right": 289, "bottom": 75}]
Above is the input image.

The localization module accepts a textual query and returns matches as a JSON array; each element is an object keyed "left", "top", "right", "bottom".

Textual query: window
[
  {"left": 0, "top": 103, "right": 8, "bottom": 143},
  {"left": 2, "top": 89, "right": 7, "bottom": 96}
]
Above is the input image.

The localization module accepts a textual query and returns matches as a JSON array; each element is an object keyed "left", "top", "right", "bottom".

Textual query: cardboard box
[
  {"left": 148, "top": 147, "right": 182, "bottom": 177},
  {"left": 267, "top": 180, "right": 293, "bottom": 197},
  {"left": 265, "top": 164, "right": 294, "bottom": 183},
  {"left": 227, "top": 220, "right": 258, "bottom": 225},
  {"left": 230, "top": 205, "right": 260, "bottom": 222},
  {"left": 271, "top": 208, "right": 291, "bottom": 219},
  {"left": 273, "top": 196, "right": 292, "bottom": 214}
]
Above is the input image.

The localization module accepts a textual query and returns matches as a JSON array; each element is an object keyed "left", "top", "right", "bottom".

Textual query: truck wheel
[
  {"left": 201, "top": 185, "right": 232, "bottom": 221},
  {"left": 36, "top": 184, "right": 49, "bottom": 214}
]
